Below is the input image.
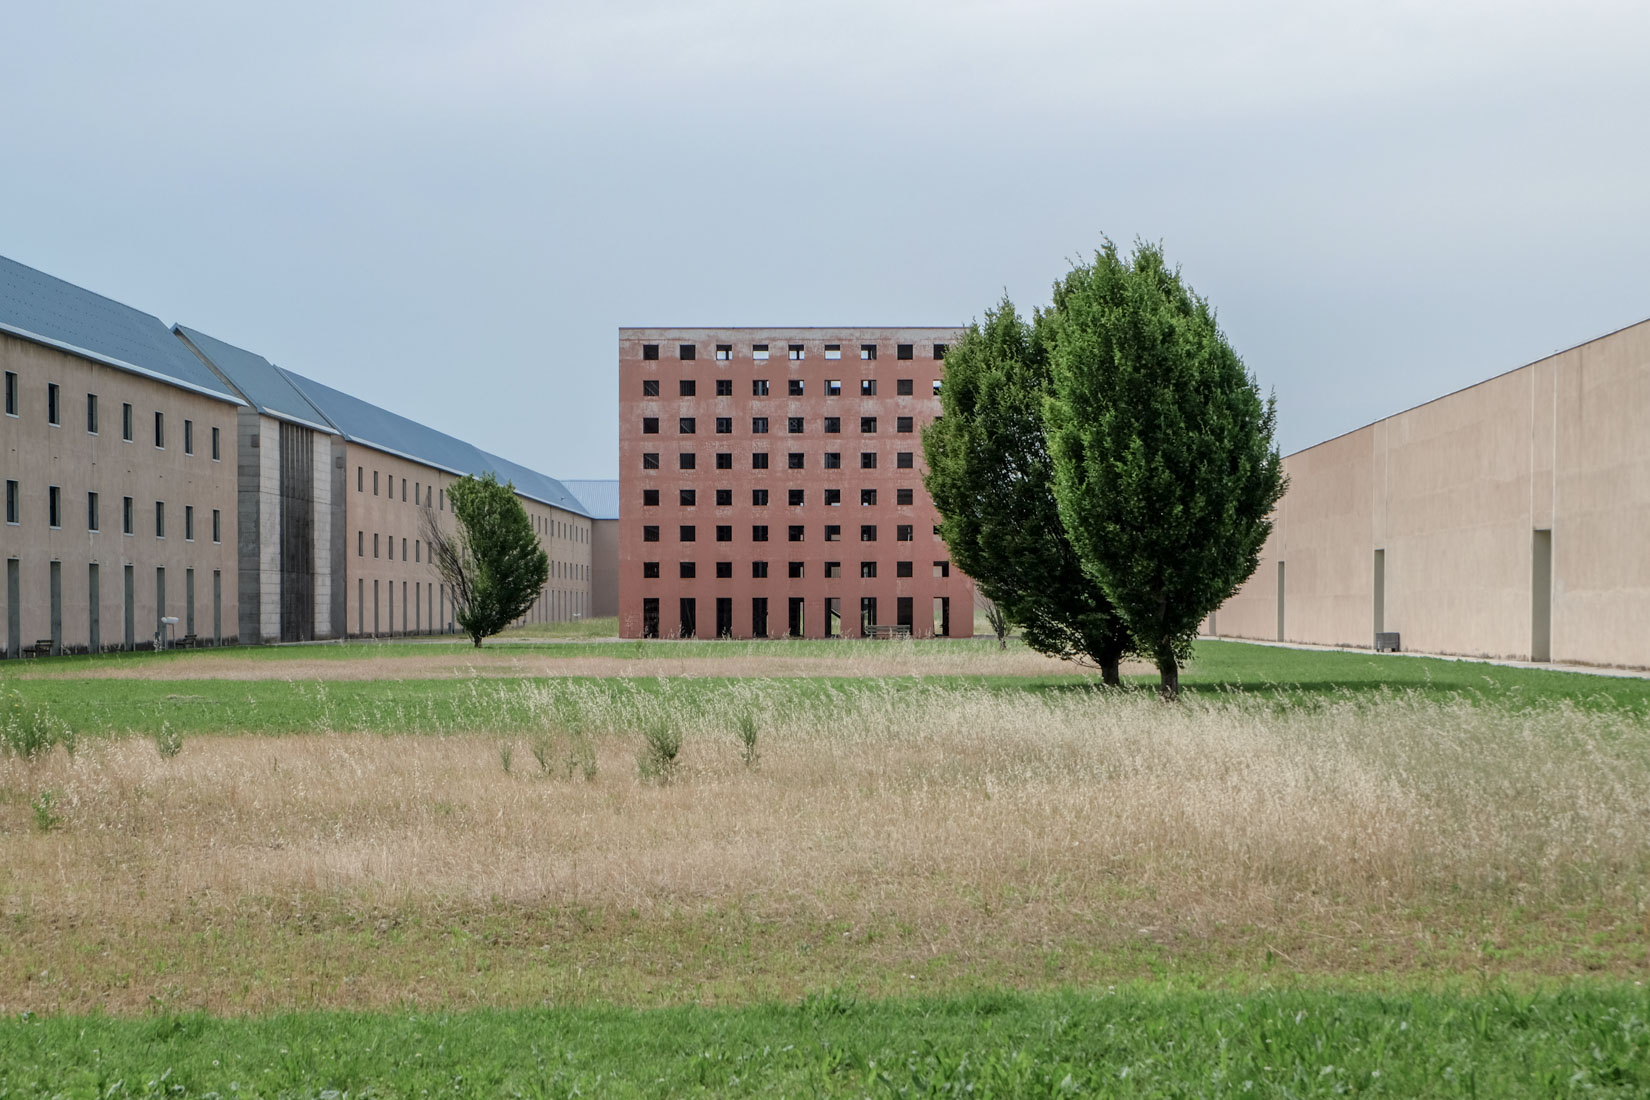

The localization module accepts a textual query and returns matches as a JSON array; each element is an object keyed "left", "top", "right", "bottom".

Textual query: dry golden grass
[{"left": 2, "top": 686, "right": 1646, "bottom": 1013}]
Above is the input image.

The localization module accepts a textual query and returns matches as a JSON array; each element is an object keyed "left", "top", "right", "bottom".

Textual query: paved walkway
[{"left": 1204, "top": 635, "right": 1650, "bottom": 680}]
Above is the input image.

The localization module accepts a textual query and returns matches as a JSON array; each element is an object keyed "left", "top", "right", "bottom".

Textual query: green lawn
[
  {"left": 3, "top": 985, "right": 1644, "bottom": 1097},
  {"left": 4, "top": 639, "right": 1646, "bottom": 739}
]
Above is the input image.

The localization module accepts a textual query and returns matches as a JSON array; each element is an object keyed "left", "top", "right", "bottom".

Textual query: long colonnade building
[{"left": 1, "top": 254, "right": 590, "bottom": 655}]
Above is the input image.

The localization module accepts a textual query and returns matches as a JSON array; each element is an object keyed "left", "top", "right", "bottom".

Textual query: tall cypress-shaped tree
[
  {"left": 1045, "top": 241, "right": 1284, "bottom": 697},
  {"left": 923, "top": 298, "right": 1135, "bottom": 683},
  {"left": 423, "top": 473, "right": 550, "bottom": 648}
]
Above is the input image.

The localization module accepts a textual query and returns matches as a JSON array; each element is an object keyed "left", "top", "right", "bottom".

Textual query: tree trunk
[
  {"left": 471, "top": 633, "right": 484, "bottom": 648},
  {"left": 1100, "top": 656, "right": 1121, "bottom": 687},
  {"left": 1155, "top": 646, "right": 1180, "bottom": 699}
]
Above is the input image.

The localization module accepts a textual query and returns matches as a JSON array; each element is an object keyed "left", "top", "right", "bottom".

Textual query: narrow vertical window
[
  {"left": 48, "top": 485, "right": 62, "bottom": 528},
  {"left": 155, "top": 501, "right": 165, "bottom": 538},
  {"left": 154, "top": 411, "right": 165, "bottom": 448},
  {"left": 211, "top": 425, "right": 221, "bottom": 460},
  {"left": 2, "top": 371, "right": 16, "bottom": 416},
  {"left": 122, "top": 403, "right": 133, "bottom": 441},
  {"left": 87, "top": 491, "right": 99, "bottom": 532},
  {"left": 47, "top": 383, "right": 61, "bottom": 425},
  {"left": 86, "top": 393, "right": 99, "bottom": 433},
  {"left": 184, "top": 419, "right": 194, "bottom": 455}
]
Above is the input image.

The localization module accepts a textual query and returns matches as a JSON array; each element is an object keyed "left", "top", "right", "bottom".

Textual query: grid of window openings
[
  {"left": 625, "top": 331, "right": 965, "bottom": 640},
  {"left": 347, "top": 463, "right": 595, "bottom": 633},
  {"left": 0, "top": 377, "right": 227, "bottom": 545}
]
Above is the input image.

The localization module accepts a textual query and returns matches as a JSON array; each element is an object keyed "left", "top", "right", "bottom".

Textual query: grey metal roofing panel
[
  {"left": 0, "top": 255, "right": 241, "bottom": 403},
  {"left": 172, "top": 325, "right": 336, "bottom": 431},
  {"left": 279, "top": 368, "right": 588, "bottom": 516},
  {"left": 560, "top": 479, "right": 619, "bottom": 520}
]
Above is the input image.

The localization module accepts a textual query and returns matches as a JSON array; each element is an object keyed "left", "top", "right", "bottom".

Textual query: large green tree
[
  {"left": 1045, "top": 241, "right": 1285, "bottom": 697},
  {"left": 423, "top": 472, "right": 550, "bottom": 648},
  {"left": 923, "top": 298, "right": 1136, "bottom": 684}
]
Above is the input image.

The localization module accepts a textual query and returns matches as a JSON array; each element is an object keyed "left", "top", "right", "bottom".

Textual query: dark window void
[
  {"left": 642, "top": 344, "right": 660, "bottom": 360},
  {"left": 679, "top": 344, "right": 696, "bottom": 360}
]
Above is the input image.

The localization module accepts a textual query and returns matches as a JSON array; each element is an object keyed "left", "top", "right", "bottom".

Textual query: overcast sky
[{"left": 4, "top": 1, "right": 1647, "bottom": 477}]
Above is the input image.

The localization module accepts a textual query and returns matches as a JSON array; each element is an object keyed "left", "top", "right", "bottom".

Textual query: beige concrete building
[
  {"left": 562, "top": 480, "right": 619, "bottom": 619},
  {"left": 1213, "top": 317, "right": 1650, "bottom": 669},
  {"left": 1, "top": 257, "right": 241, "bottom": 655},
  {"left": 178, "top": 326, "right": 593, "bottom": 640}
]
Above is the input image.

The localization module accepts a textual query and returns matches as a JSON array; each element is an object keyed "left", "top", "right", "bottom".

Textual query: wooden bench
[
  {"left": 25, "top": 638, "right": 54, "bottom": 658},
  {"left": 181, "top": 634, "right": 198, "bottom": 650},
  {"left": 867, "top": 624, "right": 912, "bottom": 640},
  {"left": 1374, "top": 631, "right": 1401, "bottom": 653}
]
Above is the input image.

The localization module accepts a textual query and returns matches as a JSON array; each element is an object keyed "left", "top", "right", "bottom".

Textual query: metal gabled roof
[
  {"left": 560, "top": 479, "right": 619, "bottom": 520},
  {"left": 278, "top": 367, "right": 589, "bottom": 517},
  {"left": 172, "top": 325, "right": 336, "bottom": 432},
  {"left": 0, "top": 254, "right": 243, "bottom": 404}
]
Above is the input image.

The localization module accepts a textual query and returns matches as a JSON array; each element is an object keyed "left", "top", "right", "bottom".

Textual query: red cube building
[{"left": 618, "top": 328, "right": 975, "bottom": 639}]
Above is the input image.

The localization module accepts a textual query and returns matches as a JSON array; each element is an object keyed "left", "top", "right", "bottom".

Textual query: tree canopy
[
  {"left": 1044, "top": 240, "right": 1285, "bottom": 696},
  {"left": 922, "top": 298, "right": 1135, "bottom": 684},
  {"left": 423, "top": 473, "right": 550, "bottom": 648}
]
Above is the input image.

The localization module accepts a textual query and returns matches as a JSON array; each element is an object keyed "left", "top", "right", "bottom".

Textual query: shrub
[
  {"left": 1, "top": 691, "right": 75, "bottom": 759},
  {"left": 736, "top": 712, "right": 760, "bottom": 769},
  {"left": 153, "top": 722, "right": 183, "bottom": 760},
  {"left": 637, "top": 717, "right": 682, "bottom": 784}
]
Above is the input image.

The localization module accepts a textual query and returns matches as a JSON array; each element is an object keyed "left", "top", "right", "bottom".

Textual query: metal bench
[
  {"left": 868, "top": 624, "right": 912, "bottom": 640},
  {"left": 25, "top": 639, "right": 55, "bottom": 658},
  {"left": 1374, "top": 631, "right": 1401, "bottom": 653}
]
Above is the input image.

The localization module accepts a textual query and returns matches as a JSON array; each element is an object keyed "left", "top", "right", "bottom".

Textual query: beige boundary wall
[{"left": 1213, "top": 317, "right": 1650, "bottom": 669}]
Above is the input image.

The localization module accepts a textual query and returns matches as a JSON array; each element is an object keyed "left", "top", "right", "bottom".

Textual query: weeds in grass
[
  {"left": 563, "top": 727, "right": 598, "bottom": 781},
  {"left": 498, "top": 740, "right": 513, "bottom": 774},
  {"left": 529, "top": 732, "right": 552, "bottom": 775},
  {"left": 737, "top": 711, "right": 760, "bottom": 768},
  {"left": 1, "top": 691, "right": 75, "bottom": 759},
  {"left": 29, "top": 789, "right": 59, "bottom": 832},
  {"left": 638, "top": 715, "right": 682, "bottom": 783},
  {"left": 152, "top": 722, "right": 182, "bottom": 760}
]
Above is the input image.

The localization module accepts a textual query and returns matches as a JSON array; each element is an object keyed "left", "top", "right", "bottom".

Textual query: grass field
[{"left": 1, "top": 636, "right": 1647, "bottom": 1094}]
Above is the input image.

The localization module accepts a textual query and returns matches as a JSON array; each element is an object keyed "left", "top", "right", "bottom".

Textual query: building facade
[
  {"left": 1212, "top": 317, "right": 1650, "bottom": 669},
  {"left": 562, "top": 479, "right": 619, "bottom": 619},
  {"left": 1, "top": 258, "right": 241, "bottom": 656},
  {"left": 181, "top": 326, "right": 595, "bottom": 641},
  {"left": 617, "top": 328, "right": 974, "bottom": 639},
  {"left": 2, "top": 253, "right": 591, "bottom": 657}
]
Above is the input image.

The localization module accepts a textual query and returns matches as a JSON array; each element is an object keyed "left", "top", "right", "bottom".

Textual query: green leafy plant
[
  {"left": 638, "top": 716, "right": 682, "bottom": 784},
  {"left": 1046, "top": 239, "right": 1285, "bottom": 697},
  {"left": 31, "top": 789, "right": 60, "bottom": 833},
  {"left": 736, "top": 711, "right": 759, "bottom": 769},
  {"left": 153, "top": 722, "right": 183, "bottom": 759},
  {"left": 923, "top": 299, "right": 1134, "bottom": 684},
  {"left": 1, "top": 691, "right": 75, "bottom": 758},
  {"left": 498, "top": 740, "right": 514, "bottom": 774},
  {"left": 423, "top": 472, "right": 551, "bottom": 648}
]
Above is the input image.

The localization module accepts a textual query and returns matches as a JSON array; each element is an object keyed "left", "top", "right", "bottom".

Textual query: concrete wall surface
[
  {"left": 1, "top": 332, "right": 239, "bottom": 655},
  {"left": 1214, "top": 318, "right": 1650, "bottom": 668},
  {"left": 617, "top": 328, "right": 976, "bottom": 639},
  {"left": 341, "top": 442, "right": 592, "bottom": 637}
]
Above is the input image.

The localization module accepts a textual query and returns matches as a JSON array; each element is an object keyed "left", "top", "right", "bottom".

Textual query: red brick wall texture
[{"left": 618, "top": 328, "right": 975, "bottom": 639}]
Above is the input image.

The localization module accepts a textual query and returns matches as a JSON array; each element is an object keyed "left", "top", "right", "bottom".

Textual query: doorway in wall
[{"left": 1531, "top": 529, "right": 1552, "bottom": 662}]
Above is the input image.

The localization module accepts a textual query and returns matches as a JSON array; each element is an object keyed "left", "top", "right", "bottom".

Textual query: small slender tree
[
  {"left": 923, "top": 298, "right": 1135, "bottom": 684},
  {"left": 422, "top": 472, "right": 550, "bottom": 648},
  {"left": 1045, "top": 240, "right": 1285, "bottom": 697}
]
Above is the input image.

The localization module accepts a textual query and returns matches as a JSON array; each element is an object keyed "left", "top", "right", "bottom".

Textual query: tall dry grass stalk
[{"left": 3, "top": 686, "right": 1644, "bottom": 920}]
